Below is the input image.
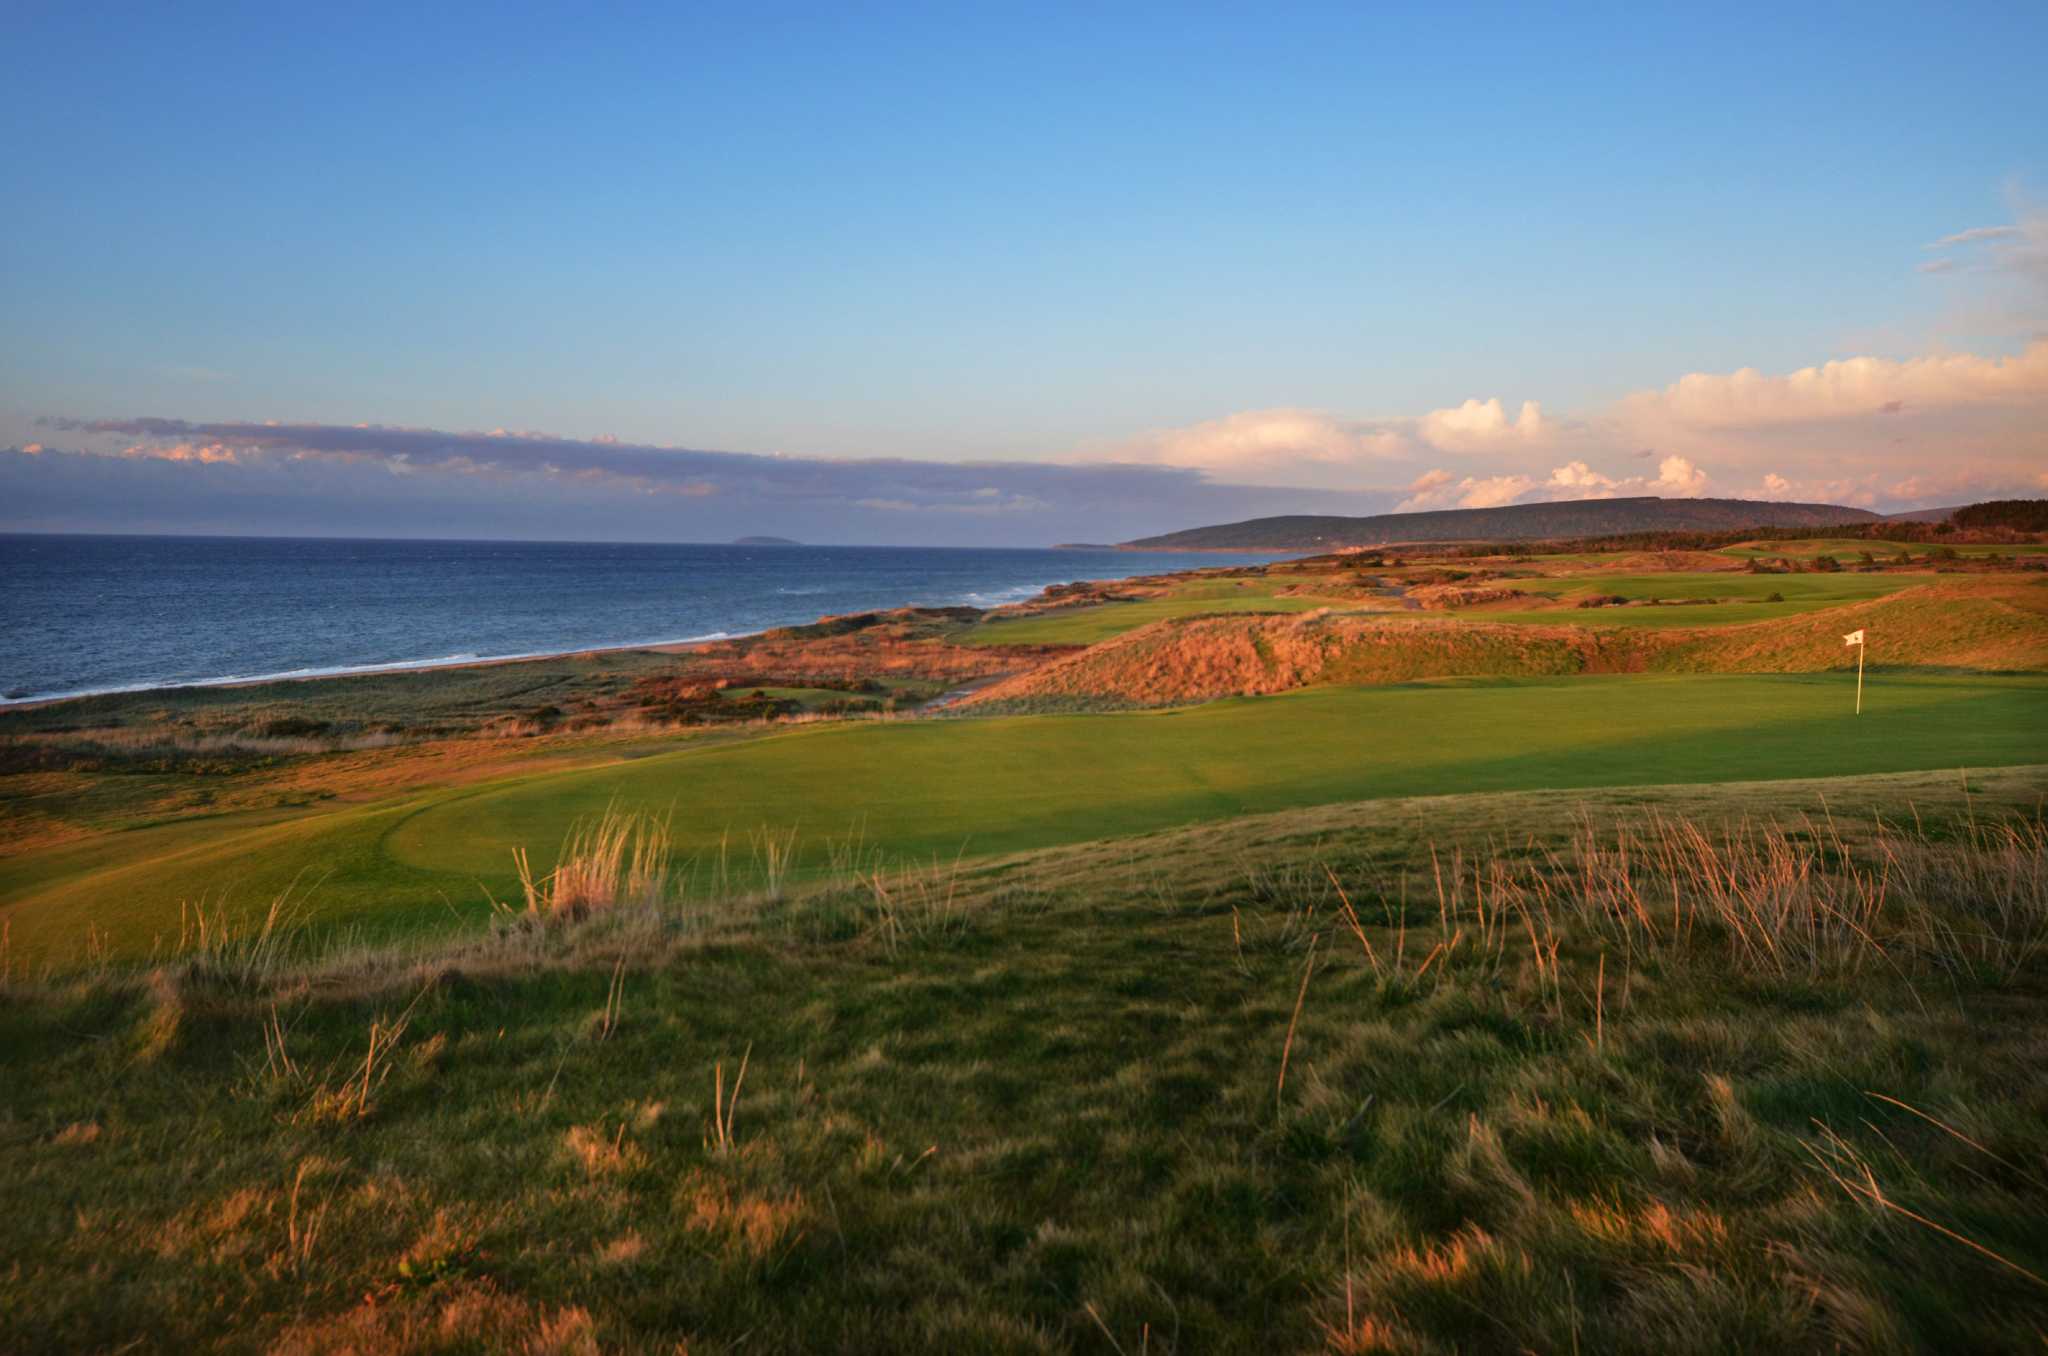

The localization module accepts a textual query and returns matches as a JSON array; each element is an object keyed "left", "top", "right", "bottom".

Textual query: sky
[{"left": 3, "top": 1, "right": 2044, "bottom": 545}]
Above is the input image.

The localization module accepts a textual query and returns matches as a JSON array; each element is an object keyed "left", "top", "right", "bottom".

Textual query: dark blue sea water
[{"left": 0, "top": 535, "right": 1287, "bottom": 703}]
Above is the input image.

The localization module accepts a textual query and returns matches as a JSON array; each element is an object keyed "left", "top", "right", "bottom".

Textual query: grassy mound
[
  {"left": 8, "top": 772, "right": 2048, "bottom": 1352},
  {"left": 964, "top": 581, "right": 2048, "bottom": 708},
  {"left": 962, "top": 576, "right": 1370, "bottom": 648}
]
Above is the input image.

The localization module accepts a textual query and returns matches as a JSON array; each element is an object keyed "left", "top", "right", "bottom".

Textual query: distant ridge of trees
[
  {"left": 1124, "top": 495, "right": 1881, "bottom": 550},
  {"left": 1952, "top": 500, "right": 2048, "bottom": 532}
]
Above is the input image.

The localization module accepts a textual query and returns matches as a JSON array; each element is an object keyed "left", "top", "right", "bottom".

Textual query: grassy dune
[
  {"left": 964, "top": 567, "right": 1946, "bottom": 648},
  {"left": 8, "top": 770, "right": 2048, "bottom": 1351},
  {"left": 6, "top": 672, "right": 2044, "bottom": 966},
  {"left": 968, "top": 581, "right": 2048, "bottom": 707},
  {"left": 962, "top": 577, "right": 1362, "bottom": 647}
]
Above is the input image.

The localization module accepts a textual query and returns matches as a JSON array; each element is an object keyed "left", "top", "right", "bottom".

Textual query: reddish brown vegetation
[
  {"left": 963, "top": 581, "right": 2048, "bottom": 707},
  {"left": 674, "top": 607, "right": 1063, "bottom": 686}
]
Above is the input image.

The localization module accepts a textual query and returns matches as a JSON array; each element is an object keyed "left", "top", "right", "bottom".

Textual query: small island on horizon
[{"left": 730, "top": 535, "right": 803, "bottom": 547}]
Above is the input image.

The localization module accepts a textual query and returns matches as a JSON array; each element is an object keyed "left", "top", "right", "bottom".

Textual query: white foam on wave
[{"left": 0, "top": 631, "right": 754, "bottom": 706}]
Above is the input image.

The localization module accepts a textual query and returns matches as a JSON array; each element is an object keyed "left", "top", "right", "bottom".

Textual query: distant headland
[{"left": 731, "top": 535, "right": 803, "bottom": 546}]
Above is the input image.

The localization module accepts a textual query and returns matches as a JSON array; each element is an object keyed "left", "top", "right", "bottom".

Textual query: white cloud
[
  {"left": 1544, "top": 460, "right": 1615, "bottom": 494},
  {"left": 1651, "top": 455, "right": 1708, "bottom": 496},
  {"left": 1107, "top": 408, "right": 1410, "bottom": 488},
  {"left": 1396, "top": 469, "right": 1535, "bottom": 512},
  {"left": 1927, "top": 225, "right": 2021, "bottom": 248},
  {"left": 1418, "top": 398, "right": 1549, "bottom": 452},
  {"left": 1104, "top": 398, "right": 1561, "bottom": 489},
  {"left": 1920, "top": 196, "right": 2048, "bottom": 334},
  {"left": 1099, "top": 334, "right": 2045, "bottom": 510},
  {"left": 1615, "top": 342, "right": 2048, "bottom": 430},
  {"left": 1393, "top": 453, "right": 1711, "bottom": 513}
]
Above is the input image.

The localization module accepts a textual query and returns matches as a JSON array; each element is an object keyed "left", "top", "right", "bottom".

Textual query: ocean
[{"left": 0, "top": 534, "right": 1287, "bottom": 704}]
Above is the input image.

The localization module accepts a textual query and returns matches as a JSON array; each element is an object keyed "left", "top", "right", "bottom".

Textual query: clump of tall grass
[
  {"left": 743, "top": 834, "right": 983, "bottom": 953},
  {"left": 171, "top": 892, "right": 301, "bottom": 972},
  {"left": 861, "top": 850, "right": 972, "bottom": 955},
  {"left": 1320, "top": 809, "right": 2048, "bottom": 994},
  {"left": 512, "top": 808, "right": 674, "bottom": 921},
  {"left": 1554, "top": 810, "right": 2048, "bottom": 982},
  {"left": 244, "top": 977, "right": 434, "bottom": 1127}
]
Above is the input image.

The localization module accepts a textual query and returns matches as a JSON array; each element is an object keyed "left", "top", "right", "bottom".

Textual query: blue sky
[{"left": 3, "top": 2, "right": 2044, "bottom": 542}]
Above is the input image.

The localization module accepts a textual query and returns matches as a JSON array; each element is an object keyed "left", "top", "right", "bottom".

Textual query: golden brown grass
[{"left": 513, "top": 808, "right": 674, "bottom": 920}]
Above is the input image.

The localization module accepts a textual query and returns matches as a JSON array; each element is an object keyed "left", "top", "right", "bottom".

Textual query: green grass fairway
[
  {"left": 1464, "top": 570, "right": 1923, "bottom": 628},
  {"left": 8, "top": 673, "right": 2042, "bottom": 963},
  {"left": 963, "top": 578, "right": 1357, "bottom": 646}
]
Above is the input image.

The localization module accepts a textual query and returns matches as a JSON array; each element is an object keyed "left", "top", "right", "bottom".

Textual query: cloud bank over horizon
[
  {"left": 1098, "top": 336, "right": 2048, "bottom": 516},
  {"left": 2, "top": 419, "right": 1410, "bottom": 547},
  {"left": 8, "top": 335, "right": 2045, "bottom": 546}
]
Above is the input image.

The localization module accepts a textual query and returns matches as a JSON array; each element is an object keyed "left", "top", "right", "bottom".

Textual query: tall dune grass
[
  {"left": 512, "top": 808, "right": 675, "bottom": 920},
  {"left": 1310, "top": 810, "right": 2048, "bottom": 1003},
  {"left": 8, "top": 791, "right": 2048, "bottom": 1350}
]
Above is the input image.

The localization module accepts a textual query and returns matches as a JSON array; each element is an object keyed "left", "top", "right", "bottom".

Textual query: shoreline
[
  {"left": 2, "top": 557, "right": 1252, "bottom": 710},
  {"left": 0, "top": 630, "right": 759, "bottom": 710}
]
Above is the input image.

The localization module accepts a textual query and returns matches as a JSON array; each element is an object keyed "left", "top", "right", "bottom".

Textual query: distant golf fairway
[{"left": 6, "top": 673, "right": 2045, "bottom": 962}]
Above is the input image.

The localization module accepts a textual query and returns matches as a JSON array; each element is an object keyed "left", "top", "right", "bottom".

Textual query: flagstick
[{"left": 1855, "top": 641, "right": 1864, "bottom": 716}]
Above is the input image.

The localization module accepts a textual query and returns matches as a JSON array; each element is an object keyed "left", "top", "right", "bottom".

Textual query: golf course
[
  {"left": 8, "top": 529, "right": 2048, "bottom": 1354},
  {"left": 5, "top": 669, "right": 2044, "bottom": 963}
]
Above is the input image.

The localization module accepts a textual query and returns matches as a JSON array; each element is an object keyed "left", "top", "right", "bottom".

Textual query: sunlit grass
[
  {"left": 8, "top": 673, "right": 2043, "bottom": 966},
  {"left": 8, "top": 776, "right": 2047, "bottom": 1351}
]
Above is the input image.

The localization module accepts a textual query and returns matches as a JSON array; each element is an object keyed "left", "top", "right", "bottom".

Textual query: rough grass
[{"left": 6, "top": 774, "right": 2048, "bottom": 1352}]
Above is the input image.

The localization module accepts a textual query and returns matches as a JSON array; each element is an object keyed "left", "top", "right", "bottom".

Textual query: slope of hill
[
  {"left": 1124, "top": 495, "right": 1880, "bottom": 550},
  {"left": 960, "top": 581, "right": 2048, "bottom": 709}
]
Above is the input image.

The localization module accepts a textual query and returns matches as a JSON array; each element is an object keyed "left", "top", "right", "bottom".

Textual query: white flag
[{"left": 1843, "top": 629, "right": 1864, "bottom": 646}]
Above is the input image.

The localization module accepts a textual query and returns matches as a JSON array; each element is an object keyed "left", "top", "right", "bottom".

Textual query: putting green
[
  {"left": 392, "top": 670, "right": 2045, "bottom": 881},
  {"left": 8, "top": 672, "right": 2044, "bottom": 963}
]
